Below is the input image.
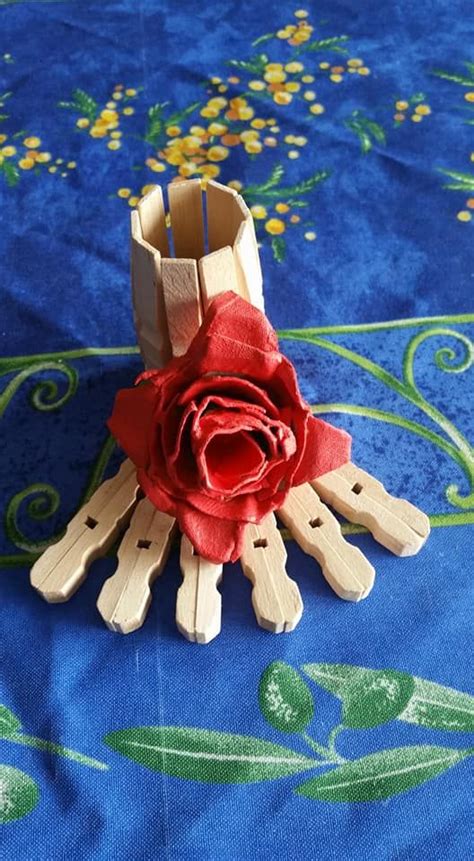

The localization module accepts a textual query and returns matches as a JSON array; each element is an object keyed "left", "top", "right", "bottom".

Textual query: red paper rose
[{"left": 108, "top": 292, "right": 351, "bottom": 563}]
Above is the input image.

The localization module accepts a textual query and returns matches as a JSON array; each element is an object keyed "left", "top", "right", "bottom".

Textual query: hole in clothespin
[
  {"left": 351, "top": 482, "right": 363, "bottom": 495},
  {"left": 253, "top": 538, "right": 268, "bottom": 549},
  {"left": 309, "top": 517, "right": 323, "bottom": 528},
  {"left": 137, "top": 539, "right": 151, "bottom": 550},
  {"left": 85, "top": 516, "right": 98, "bottom": 530}
]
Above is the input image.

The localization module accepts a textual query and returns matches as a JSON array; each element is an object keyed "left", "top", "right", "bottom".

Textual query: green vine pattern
[
  {"left": 0, "top": 703, "right": 107, "bottom": 824},
  {"left": 104, "top": 661, "right": 474, "bottom": 802},
  {"left": 279, "top": 323, "right": 474, "bottom": 510}
]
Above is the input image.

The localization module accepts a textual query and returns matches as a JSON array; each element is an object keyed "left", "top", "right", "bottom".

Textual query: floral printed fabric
[{"left": 0, "top": 2, "right": 472, "bottom": 859}]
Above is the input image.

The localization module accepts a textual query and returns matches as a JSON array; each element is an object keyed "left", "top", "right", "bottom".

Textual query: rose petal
[
  {"left": 177, "top": 503, "right": 247, "bottom": 563},
  {"left": 178, "top": 375, "right": 279, "bottom": 417},
  {"left": 107, "top": 383, "right": 157, "bottom": 468},
  {"left": 199, "top": 429, "right": 267, "bottom": 494},
  {"left": 292, "top": 415, "right": 352, "bottom": 484}
]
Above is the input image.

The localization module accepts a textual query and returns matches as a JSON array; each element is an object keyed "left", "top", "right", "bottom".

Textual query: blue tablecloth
[{"left": 1, "top": 2, "right": 473, "bottom": 858}]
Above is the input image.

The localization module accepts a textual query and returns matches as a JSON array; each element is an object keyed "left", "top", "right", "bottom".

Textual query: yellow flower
[
  {"left": 227, "top": 75, "right": 240, "bottom": 84},
  {"left": 190, "top": 125, "right": 206, "bottom": 136},
  {"left": 201, "top": 106, "right": 219, "bottom": 118},
  {"left": 265, "top": 63, "right": 283, "bottom": 71},
  {"left": 250, "top": 205, "right": 267, "bottom": 219},
  {"left": 90, "top": 126, "right": 107, "bottom": 138},
  {"left": 347, "top": 58, "right": 363, "bottom": 68},
  {"left": 305, "top": 231, "right": 317, "bottom": 241},
  {"left": 208, "top": 122, "right": 228, "bottom": 135},
  {"left": 286, "top": 81, "right": 301, "bottom": 93},
  {"left": 265, "top": 218, "right": 285, "bottom": 235},
  {"left": 207, "top": 145, "right": 229, "bottom": 162},
  {"left": 56, "top": 158, "right": 64, "bottom": 164},
  {"left": 276, "top": 29, "right": 290, "bottom": 39},
  {"left": 108, "top": 139, "right": 121, "bottom": 150},
  {"left": 128, "top": 196, "right": 139, "bottom": 207},
  {"left": 302, "top": 74, "right": 315, "bottom": 83},
  {"left": 457, "top": 210, "right": 471, "bottom": 222},
  {"left": 273, "top": 91, "right": 292, "bottom": 105},
  {"left": 112, "top": 91, "right": 123, "bottom": 100},
  {"left": 264, "top": 70, "right": 287, "bottom": 84},
  {"left": 464, "top": 92, "right": 474, "bottom": 102},
  {"left": 395, "top": 100, "right": 409, "bottom": 111},
  {"left": 290, "top": 214, "right": 301, "bottom": 223},
  {"left": 179, "top": 163, "right": 198, "bottom": 177},
  {"left": 76, "top": 117, "right": 90, "bottom": 128},
  {"left": 182, "top": 135, "right": 202, "bottom": 154},
  {"left": 240, "top": 129, "right": 259, "bottom": 142},
  {"left": 415, "top": 104, "right": 431, "bottom": 115},
  {"left": 285, "top": 61, "right": 304, "bottom": 73},
  {"left": 0, "top": 134, "right": 6, "bottom": 144},
  {"left": 304, "top": 90, "right": 316, "bottom": 100},
  {"left": 101, "top": 109, "right": 118, "bottom": 122},
  {"left": 48, "top": 166, "right": 57, "bottom": 174},
  {"left": 123, "top": 106, "right": 135, "bottom": 116},
  {"left": 470, "top": 152, "right": 474, "bottom": 162},
  {"left": 111, "top": 130, "right": 122, "bottom": 139},
  {"left": 117, "top": 187, "right": 131, "bottom": 198},
  {"left": 67, "top": 161, "right": 77, "bottom": 169},
  {"left": 106, "top": 101, "right": 117, "bottom": 109},
  {"left": 150, "top": 161, "right": 166, "bottom": 172},
  {"left": 263, "top": 136, "right": 277, "bottom": 147},
  {"left": 284, "top": 134, "right": 295, "bottom": 143},
  {"left": 166, "top": 150, "right": 185, "bottom": 165},
  {"left": 238, "top": 106, "right": 255, "bottom": 120},
  {"left": 19, "top": 157, "right": 35, "bottom": 170},
  {"left": 36, "top": 152, "right": 52, "bottom": 163},
  {"left": 294, "top": 135, "right": 307, "bottom": 146},
  {"left": 164, "top": 126, "right": 180, "bottom": 138},
  {"left": 411, "top": 114, "right": 422, "bottom": 123},
  {"left": 294, "top": 9, "right": 309, "bottom": 17},
  {"left": 218, "top": 84, "right": 228, "bottom": 93},
  {"left": 209, "top": 96, "right": 228, "bottom": 109},
  {"left": 245, "top": 140, "right": 263, "bottom": 153},
  {"left": 1, "top": 145, "right": 16, "bottom": 156},
  {"left": 358, "top": 67, "right": 370, "bottom": 76},
  {"left": 310, "top": 103, "right": 325, "bottom": 115},
  {"left": 227, "top": 180, "right": 242, "bottom": 191},
  {"left": 198, "top": 163, "right": 220, "bottom": 179},
  {"left": 288, "top": 150, "right": 300, "bottom": 159},
  {"left": 251, "top": 118, "right": 266, "bottom": 129},
  {"left": 466, "top": 198, "right": 474, "bottom": 209},
  {"left": 249, "top": 80, "right": 266, "bottom": 91},
  {"left": 210, "top": 76, "right": 222, "bottom": 84},
  {"left": 140, "top": 184, "right": 156, "bottom": 196},
  {"left": 394, "top": 112, "right": 406, "bottom": 122},
  {"left": 125, "top": 88, "right": 137, "bottom": 96},
  {"left": 275, "top": 202, "right": 290, "bottom": 213},
  {"left": 330, "top": 74, "right": 343, "bottom": 83},
  {"left": 23, "top": 136, "right": 41, "bottom": 148},
  {"left": 319, "top": 62, "right": 330, "bottom": 69}
]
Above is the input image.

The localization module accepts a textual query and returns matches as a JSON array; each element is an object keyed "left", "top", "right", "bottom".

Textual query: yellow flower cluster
[
  {"left": 319, "top": 57, "right": 370, "bottom": 83},
  {"left": 0, "top": 133, "right": 75, "bottom": 177},
  {"left": 249, "top": 200, "right": 316, "bottom": 240},
  {"left": 276, "top": 10, "right": 313, "bottom": 46},
  {"left": 393, "top": 100, "right": 431, "bottom": 123},
  {"left": 77, "top": 84, "right": 138, "bottom": 150}
]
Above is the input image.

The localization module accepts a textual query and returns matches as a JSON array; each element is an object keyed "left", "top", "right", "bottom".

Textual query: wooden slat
[
  {"left": 233, "top": 198, "right": 264, "bottom": 311},
  {"left": 168, "top": 178, "right": 205, "bottom": 260},
  {"left": 312, "top": 462, "right": 430, "bottom": 557},
  {"left": 206, "top": 180, "right": 246, "bottom": 252},
  {"left": 278, "top": 483, "right": 375, "bottom": 602},
  {"left": 131, "top": 210, "right": 172, "bottom": 369},
  {"left": 161, "top": 257, "right": 202, "bottom": 357},
  {"left": 30, "top": 460, "right": 139, "bottom": 602},
  {"left": 198, "top": 246, "right": 239, "bottom": 311},
  {"left": 137, "top": 185, "right": 170, "bottom": 256},
  {"left": 97, "top": 498, "right": 176, "bottom": 634},
  {"left": 176, "top": 536, "right": 223, "bottom": 644},
  {"left": 240, "top": 514, "right": 303, "bottom": 632}
]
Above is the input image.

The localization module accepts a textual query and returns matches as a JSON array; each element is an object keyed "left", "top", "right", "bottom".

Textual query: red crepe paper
[{"left": 108, "top": 292, "right": 351, "bottom": 563}]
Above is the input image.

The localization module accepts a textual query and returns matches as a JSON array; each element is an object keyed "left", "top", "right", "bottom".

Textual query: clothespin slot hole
[
  {"left": 136, "top": 539, "right": 151, "bottom": 550},
  {"left": 253, "top": 538, "right": 268, "bottom": 549},
  {"left": 85, "top": 516, "right": 98, "bottom": 530},
  {"left": 309, "top": 517, "right": 323, "bottom": 528},
  {"left": 351, "top": 482, "right": 363, "bottom": 495}
]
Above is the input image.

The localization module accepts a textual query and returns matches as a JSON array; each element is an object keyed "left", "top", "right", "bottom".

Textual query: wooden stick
[
  {"left": 206, "top": 180, "right": 246, "bottom": 252},
  {"left": 240, "top": 513, "right": 303, "bottom": 632},
  {"left": 30, "top": 460, "right": 139, "bottom": 603},
  {"left": 168, "top": 178, "right": 205, "bottom": 260},
  {"left": 233, "top": 196, "right": 265, "bottom": 311},
  {"left": 312, "top": 462, "right": 430, "bottom": 557},
  {"left": 137, "top": 185, "right": 170, "bottom": 256},
  {"left": 278, "top": 483, "right": 375, "bottom": 602},
  {"left": 198, "top": 246, "right": 239, "bottom": 312},
  {"left": 97, "top": 498, "right": 176, "bottom": 634},
  {"left": 161, "top": 257, "right": 202, "bottom": 357},
  {"left": 131, "top": 210, "right": 172, "bottom": 369},
  {"left": 176, "top": 536, "right": 223, "bottom": 644}
]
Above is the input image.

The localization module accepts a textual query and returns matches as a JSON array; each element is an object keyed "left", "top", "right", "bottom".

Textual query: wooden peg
[
  {"left": 30, "top": 460, "right": 139, "bottom": 603},
  {"left": 137, "top": 184, "right": 170, "bottom": 256},
  {"left": 312, "top": 462, "right": 430, "bottom": 557},
  {"left": 278, "top": 483, "right": 375, "bottom": 602},
  {"left": 233, "top": 196, "right": 265, "bottom": 311},
  {"left": 176, "top": 536, "right": 223, "bottom": 644},
  {"left": 240, "top": 514, "right": 303, "bottom": 633},
  {"left": 161, "top": 257, "right": 202, "bottom": 357},
  {"left": 131, "top": 210, "right": 172, "bottom": 369},
  {"left": 97, "top": 498, "right": 176, "bottom": 634},
  {"left": 168, "top": 178, "right": 205, "bottom": 260},
  {"left": 198, "top": 246, "right": 239, "bottom": 311}
]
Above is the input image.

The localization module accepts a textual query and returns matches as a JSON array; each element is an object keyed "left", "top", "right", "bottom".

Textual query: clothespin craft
[{"left": 30, "top": 179, "right": 430, "bottom": 642}]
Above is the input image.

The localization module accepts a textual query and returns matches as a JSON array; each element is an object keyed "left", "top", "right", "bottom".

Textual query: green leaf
[
  {"left": 252, "top": 33, "right": 274, "bottom": 47},
  {"left": 0, "top": 159, "right": 19, "bottom": 187},
  {"left": 399, "top": 676, "right": 474, "bottom": 732},
  {"left": 305, "top": 36, "right": 349, "bottom": 54},
  {"left": 271, "top": 236, "right": 286, "bottom": 263},
  {"left": 59, "top": 88, "right": 98, "bottom": 122},
  {"left": 295, "top": 746, "right": 471, "bottom": 802},
  {"left": 245, "top": 169, "right": 330, "bottom": 201},
  {"left": 104, "top": 726, "right": 316, "bottom": 783},
  {"left": 431, "top": 68, "right": 474, "bottom": 87},
  {"left": 145, "top": 102, "right": 166, "bottom": 146},
  {"left": 166, "top": 101, "right": 201, "bottom": 128},
  {"left": 439, "top": 168, "right": 474, "bottom": 191},
  {"left": 302, "top": 663, "right": 414, "bottom": 728},
  {"left": 259, "top": 662, "right": 314, "bottom": 732},
  {"left": 227, "top": 54, "right": 268, "bottom": 76},
  {"left": 0, "top": 765, "right": 39, "bottom": 823},
  {"left": 0, "top": 706, "right": 21, "bottom": 737}
]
